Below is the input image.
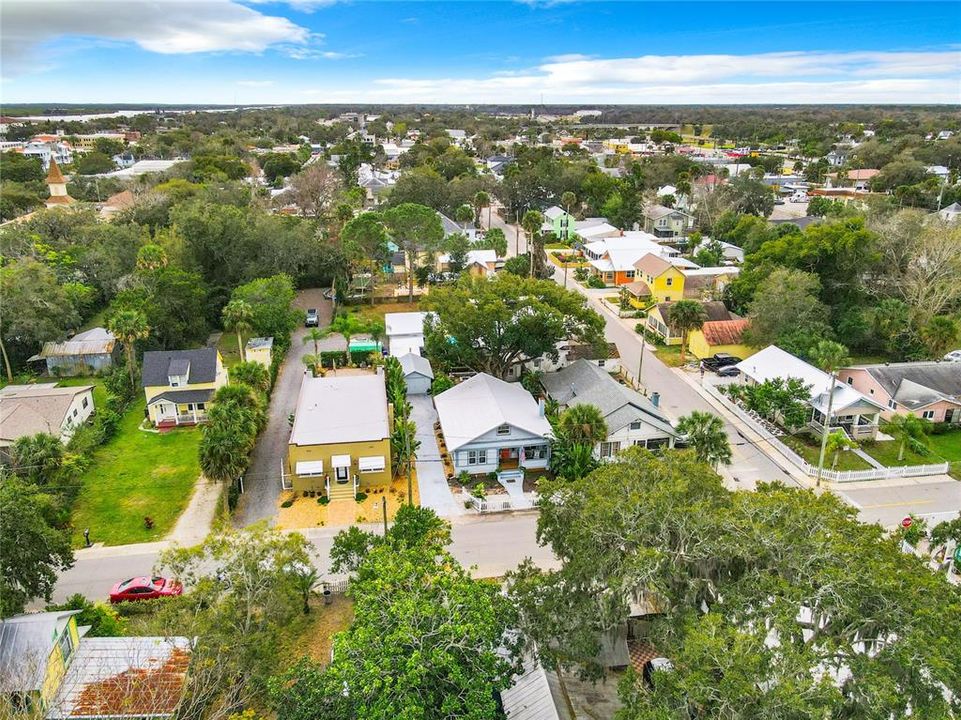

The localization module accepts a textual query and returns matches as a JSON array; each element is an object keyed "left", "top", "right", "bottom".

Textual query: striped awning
[
  {"left": 358, "top": 456, "right": 385, "bottom": 472},
  {"left": 295, "top": 461, "right": 324, "bottom": 476}
]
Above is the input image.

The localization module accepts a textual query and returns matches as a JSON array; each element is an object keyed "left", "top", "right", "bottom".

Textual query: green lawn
[
  {"left": 653, "top": 345, "right": 690, "bottom": 368},
  {"left": 70, "top": 398, "right": 202, "bottom": 547},
  {"left": 56, "top": 376, "right": 109, "bottom": 410},
  {"left": 859, "top": 439, "right": 936, "bottom": 468},
  {"left": 928, "top": 428, "right": 961, "bottom": 462},
  {"left": 781, "top": 433, "right": 874, "bottom": 471},
  {"left": 217, "top": 331, "right": 245, "bottom": 369}
]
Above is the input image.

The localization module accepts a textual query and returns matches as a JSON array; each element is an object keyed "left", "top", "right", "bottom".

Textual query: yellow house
[
  {"left": 634, "top": 254, "right": 687, "bottom": 303},
  {"left": 0, "top": 610, "right": 192, "bottom": 718},
  {"left": 286, "top": 371, "right": 393, "bottom": 500},
  {"left": 141, "top": 347, "right": 228, "bottom": 427},
  {"left": 245, "top": 337, "right": 274, "bottom": 369},
  {"left": 688, "top": 318, "right": 755, "bottom": 360}
]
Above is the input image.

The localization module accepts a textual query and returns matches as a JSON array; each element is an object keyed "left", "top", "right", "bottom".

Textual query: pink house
[{"left": 838, "top": 362, "right": 961, "bottom": 424}]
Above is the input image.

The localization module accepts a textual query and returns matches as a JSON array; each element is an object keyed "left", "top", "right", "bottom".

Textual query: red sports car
[{"left": 109, "top": 576, "right": 183, "bottom": 603}]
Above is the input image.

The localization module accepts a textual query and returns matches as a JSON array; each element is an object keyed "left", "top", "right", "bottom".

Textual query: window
[
  {"left": 625, "top": 270, "right": 635, "bottom": 279},
  {"left": 664, "top": 296, "right": 671, "bottom": 302},
  {"left": 888, "top": 400, "right": 897, "bottom": 409},
  {"left": 82, "top": 397, "right": 89, "bottom": 409},
  {"left": 467, "top": 451, "right": 477, "bottom": 465},
  {"left": 846, "top": 378, "right": 853, "bottom": 385},
  {"left": 869, "top": 388, "right": 874, "bottom": 394},
  {"left": 666, "top": 277, "right": 673, "bottom": 286},
  {"left": 599, "top": 441, "right": 621, "bottom": 458},
  {"left": 496, "top": 424, "right": 510, "bottom": 436},
  {"left": 478, "top": 450, "right": 487, "bottom": 464},
  {"left": 597, "top": 359, "right": 605, "bottom": 367},
  {"left": 197, "top": 403, "right": 206, "bottom": 411},
  {"left": 57, "top": 629, "right": 74, "bottom": 664},
  {"left": 922, "top": 410, "right": 935, "bottom": 419},
  {"left": 72, "top": 408, "right": 78, "bottom": 417},
  {"left": 629, "top": 420, "right": 642, "bottom": 430},
  {"left": 523, "top": 445, "right": 547, "bottom": 460}
]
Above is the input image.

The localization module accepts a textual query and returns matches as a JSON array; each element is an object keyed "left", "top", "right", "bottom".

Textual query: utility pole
[
  {"left": 637, "top": 329, "right": 647, "bottom": 394},
  {"left": 381, "top": 496, "right": 388, "bottom": 535},
  {"left": 814, "top": 372, "right": 837, "bottom": 488}
]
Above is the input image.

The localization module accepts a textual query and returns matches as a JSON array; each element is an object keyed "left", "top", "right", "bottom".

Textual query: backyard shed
[
  {"left": 29, "top": 327, "right": 118, "bottom": 376},
  {"left": 399, "top": 352, "right": 433, "bottom": 395}
]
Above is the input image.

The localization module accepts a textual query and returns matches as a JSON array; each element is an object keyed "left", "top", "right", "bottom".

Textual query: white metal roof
[
  {"left": 736, "top": 346, "right": 885, "bottom": 414},
  {"left": 399, "top": 352, "right": 434, "bottom": 379},
  {"left": 433, "top": 373, "right": 552, "bottom": 452},
  {"left": 385, "top": 311, "right": 433, "bottom": 337},
  {"left": 289, "top": 373, "right": 390, "bottom": 446}
]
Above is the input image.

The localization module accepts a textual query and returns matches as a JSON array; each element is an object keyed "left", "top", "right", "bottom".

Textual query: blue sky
[{"left": 2, "top": 1, "right": 959, "bottom": 104}]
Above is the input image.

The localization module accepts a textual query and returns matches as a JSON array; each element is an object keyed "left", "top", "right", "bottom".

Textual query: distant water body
[{"left": 10, "top": 107, "right": 265, "bottom": 122}]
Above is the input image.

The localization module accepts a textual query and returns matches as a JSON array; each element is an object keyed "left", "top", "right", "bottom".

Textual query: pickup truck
[{"left": 701, "top": 353, "right": 742, "bottom": 373}]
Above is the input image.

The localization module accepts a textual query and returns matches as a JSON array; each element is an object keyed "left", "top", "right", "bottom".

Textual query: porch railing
[{"left": 466, "top": 496, "right": 515, "bottom": 513}]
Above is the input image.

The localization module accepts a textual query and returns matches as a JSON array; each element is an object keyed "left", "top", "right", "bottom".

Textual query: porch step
[
  {"left": 497, "top": 469, "right": 524, "bottom": 484},
  {"left": 327, "top": 484, "right": 356, "bottom": 501}
]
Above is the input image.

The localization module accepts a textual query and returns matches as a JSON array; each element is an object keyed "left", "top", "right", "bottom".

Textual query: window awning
[
  {"left": 295, "top": 460, "right": 324, "bottom": 476},
  {"left": 331, "top": 454, "right": 352, "bottom": 469},
  {"left": 358, "top": 455, "right": 386, "bottom": 472}
]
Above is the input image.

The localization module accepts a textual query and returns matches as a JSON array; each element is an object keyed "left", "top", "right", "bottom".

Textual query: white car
[{"left": 944, "top": 350, "right": 961, "bottom": 362}]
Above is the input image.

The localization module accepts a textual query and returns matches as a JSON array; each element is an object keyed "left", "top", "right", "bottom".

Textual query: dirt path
[{"left": 233, "top": 288, "right": 333, "bottom": 527}]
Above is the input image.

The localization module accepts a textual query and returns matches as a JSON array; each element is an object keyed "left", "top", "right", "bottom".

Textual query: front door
[
  {"left": 335, "top": 465, "right": 349, "bottom": 483},
  {"left": 946, "top": 408, "right": 955, "bottom": 424}
]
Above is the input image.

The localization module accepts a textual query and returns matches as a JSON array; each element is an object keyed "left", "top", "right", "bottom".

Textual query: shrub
[
  {"left": 280, "top": 498, "right": 294, "bottom": 508},
  {"left": 458, "top": 470, "right": 471, "bottom": 486},
  {"left": 472, "top": 482, "right": 487, "bottom": 500},
  {"left": 355, "top": 492, "right": 368, "bottom": 502},
  {"left": 586, "top": 275, "right": 607, "bottom": 289},
  {"left": 47, "top": 593, "right": 126, "bottom": 637},
  {"left": 431, "top": 372, "right": 455, "bottom": 396},
  {"left": 143, "top": 516, "right": 154, "bottom": 529},
  {"left": 318, "top": 496, "right": 330, "bottom": 505}
]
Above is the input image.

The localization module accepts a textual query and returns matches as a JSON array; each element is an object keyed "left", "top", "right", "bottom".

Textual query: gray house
[
  {"left": 434, "top": 373, "right": 552, "bottom": 475},
  {"left": 29, "top": 328, "right": 118, "bottom": 376},
  {"left": 541, "top": 360, "right": 678, "bottom": 459},
  {"left": 399, "top": 353, "right": 433, "bottom": 395}
]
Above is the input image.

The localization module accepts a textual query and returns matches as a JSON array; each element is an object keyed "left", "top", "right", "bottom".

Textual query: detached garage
[{"left": 399, "top": 353, "right": 433, "bottom": 395}]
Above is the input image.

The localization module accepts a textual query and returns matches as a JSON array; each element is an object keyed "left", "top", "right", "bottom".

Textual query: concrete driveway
[
  {"left": 234, "top": 288, "right": 333, "bottom": 526},
  {"left": 410, "top": 394, "right": 463, "bottom": 517}
]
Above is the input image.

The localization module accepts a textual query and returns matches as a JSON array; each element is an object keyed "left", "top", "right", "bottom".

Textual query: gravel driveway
[{"left": 233, "top": 288, "right": 332, "bottom": 526}]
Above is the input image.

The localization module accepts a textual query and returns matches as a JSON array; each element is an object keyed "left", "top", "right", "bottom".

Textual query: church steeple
[{"left": 45, "top": 158, "right": 75, "bottom": 208}]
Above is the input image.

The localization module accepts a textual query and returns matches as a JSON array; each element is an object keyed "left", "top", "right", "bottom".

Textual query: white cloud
[
  {"left": 334, "top": 49, "right": 961, "bottom": 104},
  {"left": 285, "top": 48, "right": 361, "bottom": 60},
  {"left": 0, "top": 0, "right": 310, "bottom": 76},
  {"left": 236, "top": 80, "right": 275, "bottom": 87},
  {"left": 244, "top": 0, "right": 340, "bottom": 11}
]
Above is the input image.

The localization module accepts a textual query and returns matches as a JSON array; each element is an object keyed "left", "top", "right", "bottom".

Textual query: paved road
[
  {"left": 233, "top": 288, "right": 333, "bottom": 526},
  {"left": 51, "top": 513, "right": 554, "bottom": 603},
  {"left": 839, "top": 478, "right": 961, "bottom": 528},
  {"left": 548, "top": 263, "right": 797, "bottom": 490},
  {"left": 480, "top": 201, "right": 528, "bottom": 257}
]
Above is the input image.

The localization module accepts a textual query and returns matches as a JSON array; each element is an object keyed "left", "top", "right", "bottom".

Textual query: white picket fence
[
  {"left": 702, "top": 382, "right": 949, "bottom": 483},
  {"left": 465, "top": 496, "right": 516, "bottom": 513}
]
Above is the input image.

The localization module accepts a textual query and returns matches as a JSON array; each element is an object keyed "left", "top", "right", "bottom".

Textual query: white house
[
  {"left": 434, "top": 373, "right": 552, "bottom": 475},
  {"left": 541, "top": 360, "right": 677, "bottom": 458},
  {"left": 735, "top": 346, "right": 884, "bottom": 440},
  {"left": 20, "top": 141, "right": 73, "bottom": 170},
  {"left": 0, "top": 383, "right": 95, "bottom": 448},
  {"left": 385, "top": 311, "right": 435, "bottom": 357},
  {"left": 936, "top": 202, "right": 961, "bottom": 223},
  {"left": 399, "top": 353, "right": 433, "bottom": 395}
]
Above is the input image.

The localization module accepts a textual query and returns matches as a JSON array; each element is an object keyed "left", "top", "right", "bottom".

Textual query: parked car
[
  {"left": 305, "top": 308, "right": 319, "bottom": 327},
  {"left": 944, "top": 349, "right": 961, "bottom": 363},
  {"left": 109, "top": 576, "right": 183, "bottom": 603},
  {"left": 716, "top": 365, "right": 741, "bottom": 377},
  {"left": 701, "top": 353, "right": 742, "bottom": 373}
]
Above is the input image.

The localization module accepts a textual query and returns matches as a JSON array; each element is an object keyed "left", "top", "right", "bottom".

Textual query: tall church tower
[{"left": 45, "top": 158, "right": 75, "bottom": 208}]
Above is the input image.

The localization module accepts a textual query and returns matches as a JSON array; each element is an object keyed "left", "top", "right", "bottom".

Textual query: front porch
[
  {"left": 154, "top": 404, "right": 208, "bottom": 428},
  {"left": 809, "top": 408, "right": 880, "bottom": 441}
]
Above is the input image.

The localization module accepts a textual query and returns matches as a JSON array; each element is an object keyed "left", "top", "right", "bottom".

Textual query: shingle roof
[
  {"left": 701, "top": 318, "right": 750, "bottom": 346},
  {"left": 540, "top": 360, "right": 676, "bottom": 436},
  {"left": 623, "top": 280, "right": 652, "bottom": 297},
  {"left": 859, "top": 362, "right": 961, "bottom": 410},
  {"left": 634, "top": 253, "right": 672, "bottom": 276},
  {"left": 434, "top": 373, "right": 552, "bottom": 452},
  {"left": 141, "top": 348, "right": 218, "bottom": 388},
  {"left": 147, "top": 388, "right": 215, "bottom": 405},
  {"left": 0, "top": 385, "right": 93, "bottom": 442},
  {"left": 46, "top": 158, "right": 66, "bottom": 184}
]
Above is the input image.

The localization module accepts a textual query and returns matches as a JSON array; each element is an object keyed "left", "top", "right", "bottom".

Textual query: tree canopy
[{"left": 423, "top": 273, "right": 605, "bottom": 379}]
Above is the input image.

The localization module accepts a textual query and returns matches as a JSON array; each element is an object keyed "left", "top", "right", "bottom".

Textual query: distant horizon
[{"left": 2, "top": 1, "right": 959, "bottom": 105}]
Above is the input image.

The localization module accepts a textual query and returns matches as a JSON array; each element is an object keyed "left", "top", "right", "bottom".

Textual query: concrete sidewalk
[{"left": 410, "top": 395, "right": 464, "bottom": 517}]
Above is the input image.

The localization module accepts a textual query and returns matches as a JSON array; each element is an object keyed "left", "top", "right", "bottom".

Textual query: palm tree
[
  {"left": 886, "top": 413, "right": 931, "bottom": 461},
  {"left": 291, "top": 565, "right": 320, "bottom": 614},
  {"left": 391, "top": 417, "right": 421, "bottom": 504},
  {"left": 135, "top": 243, "right": 168, "bottom": 271},
  {"left": 473, "top": 191, "right": 490, "bottom": 227},
  {"left": 921, "top": 315, "right": 958, "bottom": 359},
  {"left": 676, "top": 411, "right": 732, "bottom": 468},
  {"left": 108, "top": 308, "right": 150, "bottom": 392},
  {"left": 324, "top": 313, "right": 369, "bottom": 361},
  {"left": 551, "top": 440, "right": 598, "bottom": 481},
  {"left": 454, "top": 203, "right": 474, "bottom": 229},
  {"left": 367, "top": 319, "right": 386, "bottom": 352},
  {"left": 557, "top": 404, "right": 608, "bottom": 447},
  {"left": 222, "top": 299, "right": 254, "bottom": 362},
  {"left": 303, "top": 327, "right": 326, "bottom": 355},
  {"left": 810, "top": 340, "right": 850, "bottom": 486},
  {"left": 302, "top": 353, "right": 322, "bottom": 376},
  {"left": 521, "top": 209, "right": 545, "bottom": 277},
  {"left": 825, "top": 430, "right": 858, "bottom": 470},
  {"left": 667, "top": 300, "right": 707, "bottom": 362}
]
